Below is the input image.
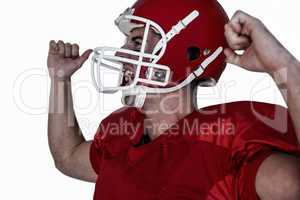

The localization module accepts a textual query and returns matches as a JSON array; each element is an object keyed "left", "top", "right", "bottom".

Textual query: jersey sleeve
[
  {"left": 89, "top": 106, "right": 144, "bottom": 175},
  {"left": 230, "top": 103, "right": 300, "bottom": 200}
]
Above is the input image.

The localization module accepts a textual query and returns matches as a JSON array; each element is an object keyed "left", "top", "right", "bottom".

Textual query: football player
[{"left": 47, "top": 0, "right": 300, "bottom": 199}]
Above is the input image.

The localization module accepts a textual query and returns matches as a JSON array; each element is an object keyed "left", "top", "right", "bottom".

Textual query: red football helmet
[{"left": 91, "top": 0, "right": 229, "bottom": 107}]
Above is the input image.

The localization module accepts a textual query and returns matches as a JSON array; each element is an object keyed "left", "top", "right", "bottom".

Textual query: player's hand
[
  {"left": 224, "top": 10, "right": 293, "bottom": 73},
  {"left": 47, "top": 40, "right": 92, "bottom": 80}
]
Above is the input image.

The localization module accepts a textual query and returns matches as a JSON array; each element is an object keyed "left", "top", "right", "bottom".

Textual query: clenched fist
[
  {"left": 224, "top": 11, "right": 294, "bottom": 73},
  {"left": 47, "top": 40, "right": 92, "bottom": 80}
]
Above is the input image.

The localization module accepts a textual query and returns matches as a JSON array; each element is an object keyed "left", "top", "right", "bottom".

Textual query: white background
[{"left": 1, "top": 0, "right": 299, "bottom": 199}]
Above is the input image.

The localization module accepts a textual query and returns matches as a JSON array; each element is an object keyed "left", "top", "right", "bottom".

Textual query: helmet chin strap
[{"left": 135, "top": 93, "right": 147, "bottom": 108}]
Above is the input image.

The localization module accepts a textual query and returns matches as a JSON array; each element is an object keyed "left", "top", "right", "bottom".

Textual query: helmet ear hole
[
  {"left": 187, "top": 46, "right": 200, "bottom": 61},
  {"left": 197, "top": 77, "right": 217, "bottom": 87}
]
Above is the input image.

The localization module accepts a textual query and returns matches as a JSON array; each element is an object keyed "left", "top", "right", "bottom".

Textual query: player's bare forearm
[
  {"left": 271, "top": 59, "right": 300, "bottom": 145},
  {"left": 48, "top": 77, "right": 85, "bottom": 167},
  {"left": 47, "top": 40, "right": 96, "bottom": 182}
]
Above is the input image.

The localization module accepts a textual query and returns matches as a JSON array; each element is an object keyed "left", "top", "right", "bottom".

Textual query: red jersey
[{"left": 90, "top": 101, "right": 300, "bottom": 200}]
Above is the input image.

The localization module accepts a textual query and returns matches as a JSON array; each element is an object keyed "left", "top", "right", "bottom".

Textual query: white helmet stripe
[{"left": 152, "top": 10, "right": 200, "bottom": 55}]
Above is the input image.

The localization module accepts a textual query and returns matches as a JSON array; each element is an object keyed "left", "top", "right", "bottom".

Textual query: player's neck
[
  {"left": 144, "top": 108, "right": 195, "bottom": 141},
  {"left": 142, "top": 87, "right": 196, "bottom": 140}
]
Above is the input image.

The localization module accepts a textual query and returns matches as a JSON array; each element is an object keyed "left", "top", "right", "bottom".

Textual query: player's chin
[{"left": 122, "top": 95, "right": 136, "bottom": 107}]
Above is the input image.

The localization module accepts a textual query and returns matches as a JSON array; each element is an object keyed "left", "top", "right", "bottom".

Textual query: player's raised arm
[
  {"left": 224, "top": 11, "right": 300, "bottom": 145},
  {"left": 47, "top": 40, "right": 96, "bottom": 182}
]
